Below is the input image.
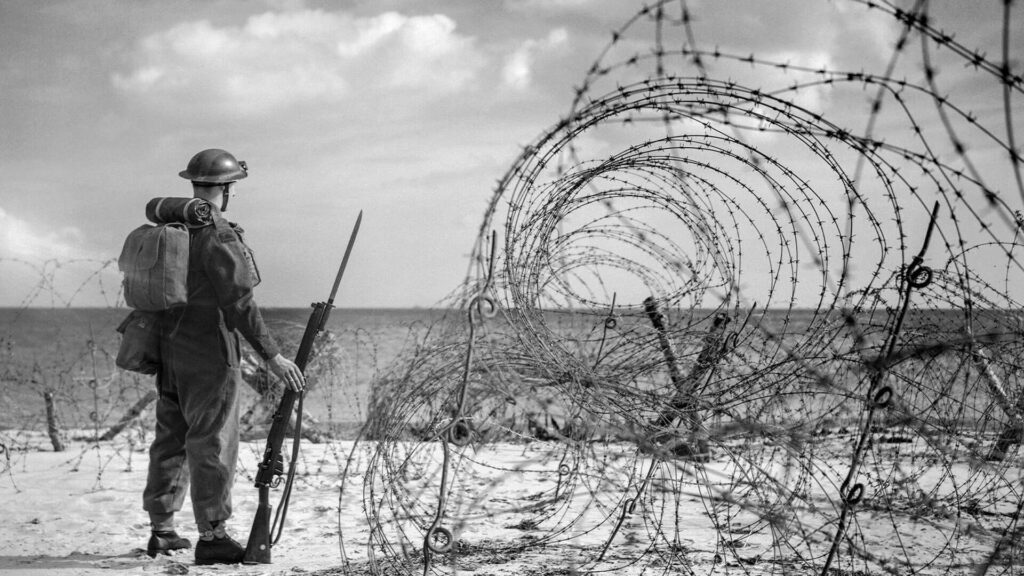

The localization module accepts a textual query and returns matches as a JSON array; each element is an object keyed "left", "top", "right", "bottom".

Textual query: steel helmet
[{"left": 178, "top": 149, "right": 248, "bottom": 184}]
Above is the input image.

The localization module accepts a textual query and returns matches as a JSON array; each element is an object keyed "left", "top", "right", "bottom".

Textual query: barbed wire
[{"left": 350, "top": 1, "right": 1024, "bottom": 574}]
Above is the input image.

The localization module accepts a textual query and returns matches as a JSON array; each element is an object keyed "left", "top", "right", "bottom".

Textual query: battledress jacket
[{"left": 161, "top": 210, "right": 280, "bottom": 378}]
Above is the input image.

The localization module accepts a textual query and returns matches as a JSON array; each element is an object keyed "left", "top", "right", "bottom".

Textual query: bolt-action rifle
[{"left": 243, "top": 210, "right": 362, "bottom": 564}]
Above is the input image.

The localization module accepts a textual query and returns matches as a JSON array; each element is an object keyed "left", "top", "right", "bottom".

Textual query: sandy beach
[
  {"left": 1, "top": 432, "right": 351, "bottom": 576},
  {"left": 2, "top": 428, "right": 1020, "bottom": 576}
]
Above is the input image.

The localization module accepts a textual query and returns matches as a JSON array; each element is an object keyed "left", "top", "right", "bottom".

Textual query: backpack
[
  {"left": 118, "top": 222, "right": 190, "bottom": 311},
  {"left": 117, "top": 197, "right": 214, "bottom": 311}
]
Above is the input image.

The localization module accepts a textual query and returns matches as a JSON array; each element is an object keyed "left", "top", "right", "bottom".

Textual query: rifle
[{"left": 243, "top": 210, "right": 362, "bottom": 564}]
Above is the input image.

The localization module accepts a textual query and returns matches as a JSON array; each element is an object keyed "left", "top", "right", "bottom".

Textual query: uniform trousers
[{"left": 142, "top": 306, "right": 242, "bottom": 531}]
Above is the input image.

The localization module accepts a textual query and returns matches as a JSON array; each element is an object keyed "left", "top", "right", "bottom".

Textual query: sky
[{"left": 1, "top": 0, "right": 1021, "bottom": 308}]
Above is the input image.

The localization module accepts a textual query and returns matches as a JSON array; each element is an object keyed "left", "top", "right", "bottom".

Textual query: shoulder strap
[{"left": 212, "top": 213, "right": 239, "bottom": 243}]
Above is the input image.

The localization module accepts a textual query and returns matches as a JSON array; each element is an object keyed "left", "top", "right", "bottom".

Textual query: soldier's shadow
[{"left": 0, "top": 549, "right": 189, "bottom": 571}]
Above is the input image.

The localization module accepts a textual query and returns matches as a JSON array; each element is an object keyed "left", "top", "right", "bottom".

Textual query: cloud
[
  {"left": 502, "top": 28, "right": 569, "bottom": 91},
  {"left": 757, "top": 49, "right": 835, "bottom": 114},
  {"left": 112, "top": 8, "right": 485, "bottom": 117},
  {"left": 0, "top": 207, "right": 93, "bottom": 261},
  {"left": 0, "top": 207, "right": 118, "bottom": 307}
]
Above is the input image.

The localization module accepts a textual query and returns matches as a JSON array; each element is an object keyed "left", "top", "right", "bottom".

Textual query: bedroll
[{"left": 118, "top": 223, "right": 190, "bottom": 310}]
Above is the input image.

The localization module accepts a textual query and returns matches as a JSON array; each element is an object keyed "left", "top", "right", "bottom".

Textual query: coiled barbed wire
[{"left": 347, "top": 1, "right": 1024, "bottom": 574}]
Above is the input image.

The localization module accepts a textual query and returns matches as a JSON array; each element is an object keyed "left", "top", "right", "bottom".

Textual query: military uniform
[{"left": 142, "top": 206, "right": 279, "bottom": 533}]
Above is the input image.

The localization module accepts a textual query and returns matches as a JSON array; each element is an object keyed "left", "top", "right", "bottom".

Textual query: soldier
[{"left": 143, "top": 149, "right": 305, "bottom": 564}]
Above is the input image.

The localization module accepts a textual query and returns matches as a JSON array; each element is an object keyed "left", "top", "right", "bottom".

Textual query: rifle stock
[
  {"left": 244, "top": 486, "right": 273, "bottom": 563},
  {"left": 243, "top": 211, "right": 362, "bottom": 564}
]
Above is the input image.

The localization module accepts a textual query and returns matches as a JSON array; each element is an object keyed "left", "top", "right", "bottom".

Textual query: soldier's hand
[{"left": 268, "top": 354, "right": 305, "bottom": 392}]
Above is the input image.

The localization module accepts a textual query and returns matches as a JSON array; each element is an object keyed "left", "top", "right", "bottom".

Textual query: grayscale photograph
[{"left": 1, "top": 1, "right": 1022, "bottom": 574}]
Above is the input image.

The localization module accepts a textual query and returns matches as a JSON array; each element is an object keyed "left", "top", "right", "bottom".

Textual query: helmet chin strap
[{"left": 220, "top": 184, "right": 231, "bottom": 212}]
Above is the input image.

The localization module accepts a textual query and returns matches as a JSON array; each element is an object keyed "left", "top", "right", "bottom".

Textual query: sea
[
  {"left": 0, "top": 307, "right": 449, "bottom": 434},
  {"left": 0, "top": 306, "right": 1013, "bottom": 436}
]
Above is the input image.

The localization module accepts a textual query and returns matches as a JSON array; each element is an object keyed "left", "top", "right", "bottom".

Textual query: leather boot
[
  {"left": 146, "top": 530, "right": 192, "bottom": 558},
  {"left": 195, "top": 534, "right": 245, "bottom": 565}
]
